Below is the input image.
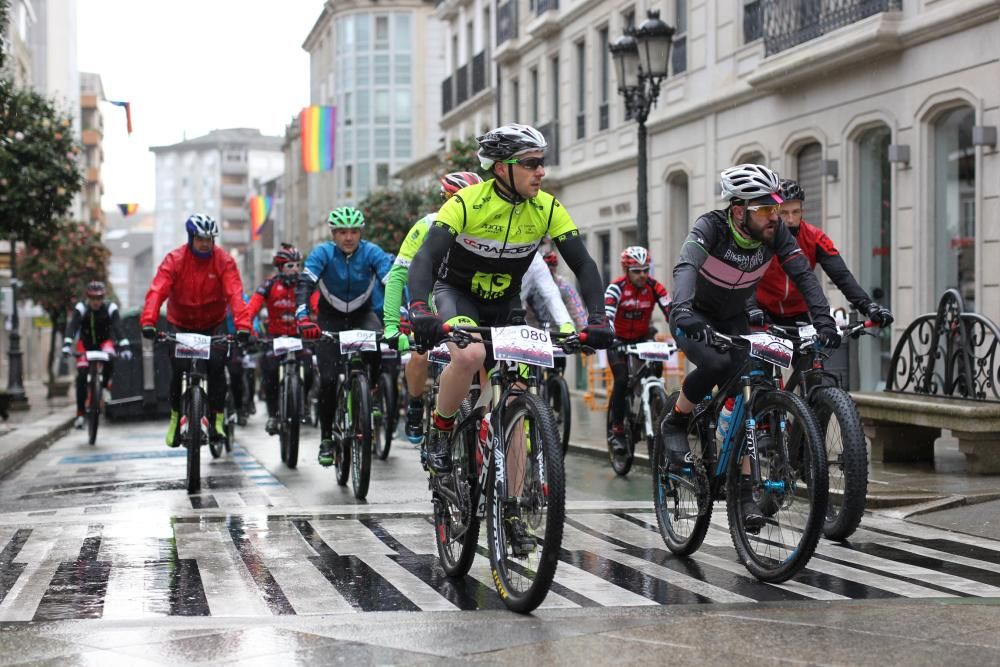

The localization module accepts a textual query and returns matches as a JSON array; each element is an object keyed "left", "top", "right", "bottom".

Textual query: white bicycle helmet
[
  {"left": 476, "top": 124, "right": 548, "bottom": 169},
  {"left": 621, "top": 246, "right": 649, "bottom": 269},
  {"left": 719, "top": 164, "right": 782, "bottom": 203}
]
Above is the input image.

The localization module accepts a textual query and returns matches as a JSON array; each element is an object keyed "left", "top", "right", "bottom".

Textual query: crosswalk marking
[{"left": 5, "top": 509, "right": 1000, "bottom": 618}]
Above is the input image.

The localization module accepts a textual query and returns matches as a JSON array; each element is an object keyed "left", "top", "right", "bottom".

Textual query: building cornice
[{"left": 441, "top": 86, "right": 496, "bottom": 127}]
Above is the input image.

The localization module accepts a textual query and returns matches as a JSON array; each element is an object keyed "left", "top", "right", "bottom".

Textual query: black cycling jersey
[
  {"left": 66, "top": 301, "right": 126, "bottom": 349},
  {"left": 671, "top": 209, "right": 833, "bottom": 329}
]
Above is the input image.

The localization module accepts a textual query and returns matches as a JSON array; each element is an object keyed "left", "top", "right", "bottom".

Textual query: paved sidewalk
[
  {"left": 0, "top": 378, "right": 76, "bottom": 478},
  {"left": 565, "top": 393, "right": 1000, "bottom": 519}
]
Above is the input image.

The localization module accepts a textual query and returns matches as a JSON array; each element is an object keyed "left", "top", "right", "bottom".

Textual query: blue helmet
[{"left": 185, "top": 214, "right": 219, "bottom": 238}]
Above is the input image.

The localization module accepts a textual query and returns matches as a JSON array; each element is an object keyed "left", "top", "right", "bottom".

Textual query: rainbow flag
[
  {"left": 299, "top": 105, "right": 335, "bottom": 173},
  {"left": 109, "top": 100, "right": 133, "bottom": 135},
  {"left": 117, "top": 203, "right": 139, "bottom": 217},
  {"left": 249, "top": 196, "right": 272, "bottom": 241}
]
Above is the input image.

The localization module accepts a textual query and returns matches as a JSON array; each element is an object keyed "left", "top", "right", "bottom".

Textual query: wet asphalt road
[{"left": 4, "top": 407, "right": 1000, "bottom": 663}]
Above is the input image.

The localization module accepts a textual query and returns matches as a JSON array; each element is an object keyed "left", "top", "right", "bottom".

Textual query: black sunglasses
[{"left": 503, "top": 157, "right": 545, "bottom": 170}]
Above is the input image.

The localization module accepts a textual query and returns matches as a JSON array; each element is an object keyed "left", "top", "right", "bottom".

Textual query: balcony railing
[
  {"left": 672, "top": 36, "right": 687, "bottom": 75},
  {"left": 536, "top": 0, "right": 558, "bottom": 15},
  {"left": 455, "top": 64, "right": 469, "bottom": 107},
  {"left": 472, "top": 51, "right": 487, "bottom": 94},
  {"left": 497, "top": 0, "right": 518, "bottom": 45},
  {"left": 442, "top": 75, "right": 453, "bottom": 114},
  {"left": 763, "top": 0, "right": 900, "bottom": 56},
  {"left": 537, "top": 120, "right": 559, "bottom": 167}
]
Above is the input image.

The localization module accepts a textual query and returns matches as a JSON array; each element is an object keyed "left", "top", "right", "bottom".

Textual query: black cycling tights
[{"left": 671, "top": 311, "right": 748, "bottom": 404}]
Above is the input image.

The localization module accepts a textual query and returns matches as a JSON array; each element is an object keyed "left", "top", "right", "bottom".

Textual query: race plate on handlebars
[
  {"left": 273, "top": 336, "right": 303, "bottom": 354},
  {"left": 632, "top": 341, "right": 677, "bottom": 361},
  {"left": 491, "top": 325, "right": 554, "bottom": 368},
  {"left": 84, "top": 350, "right": 111, "bottom": 362},
  {"left": 380, "top": 342, "right": 397, "bottom": 359},
  {"left": 744, "top": 332, "right": 794, "bottom": 369},
  {"left": 174, "top": 333, "right": 212, "bottom": 360},
  {"left": 339, "top": 329, "right": 378, "bottom": 353},
  {"left": 798, "top": 324, "right": 817, "bottom": 339}
]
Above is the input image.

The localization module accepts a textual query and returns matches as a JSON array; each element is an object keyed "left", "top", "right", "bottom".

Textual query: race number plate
[
  {"left": 491, "top": 325, "right": 554, "bottom": 368},
  {"left": 273, "top": 336, "right": 303, "bottom": 354},
  {"left": 428, "top": 343, "right": 451, "bottom": 365},
  {"left": 633, "top": 341, "right": 677, "bottom": 361},
  {"left": 84, "top": 350, "right": 110, "bottom": 362},
  {"left": 339, "top": 329, "right": 378, "bottom": 353},
  {"left": 175, "top": 333, "right": 212, "bottom": 360},
  {"left": 744, "top": 332, "right": 794, "bottom": 369},
  {"left": 798, "top": 324, "right": 817, "bottom": 339}
]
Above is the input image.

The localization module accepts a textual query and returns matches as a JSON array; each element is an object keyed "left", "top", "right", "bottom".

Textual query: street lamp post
[
  {"left": 5, "top": 236, "right": 28, "bottom": 408},
  {"left": 610, "top": 10, "right": 675, "bottom": 250}
]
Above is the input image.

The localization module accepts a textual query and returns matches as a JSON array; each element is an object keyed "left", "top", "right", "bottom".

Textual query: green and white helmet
[{"left": 327, "top": 206, "right": 365, "bottom": 228}]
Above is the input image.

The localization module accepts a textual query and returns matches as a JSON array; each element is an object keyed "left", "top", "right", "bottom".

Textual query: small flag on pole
[
  {"left": 117, "top": 203, "right": 139, "bottom": 217},
  {"left": 299, "top": 106, "right": 335, "bottom": 173},
  {"left": 108, "top": 100, "right": 133, "bottom": 135},
  {"left": 249, "top": 196, "right": 273, "bottom": 241}
]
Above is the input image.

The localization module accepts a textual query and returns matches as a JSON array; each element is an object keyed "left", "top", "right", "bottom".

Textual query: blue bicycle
[{"left": 652, "top": 329, "right": 828, "bottom": 583}]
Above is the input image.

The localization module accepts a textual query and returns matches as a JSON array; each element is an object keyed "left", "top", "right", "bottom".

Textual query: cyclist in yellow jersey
[
  {"left": 407, "top": 123, "right": 614, "bottom": 474},
  {"left": 384, "top": 171, "right": 483, "bottom": 444}
]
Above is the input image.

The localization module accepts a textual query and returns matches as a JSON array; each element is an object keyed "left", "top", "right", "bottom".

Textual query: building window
[
  {"left": 356, "top": 128, "right": 370, "bottom": 159},
  {"left": 598, "top": 26, "right": 609, "bottom": 131},
  {"left": 857, "top": 125, "right": 892, "bottom": 390},
  {"left": 394, "top": 54, "right": 411, "bottom": 84},
  {"left": 374, "top": 90, "right": 390, "bottom": 124},
  {"left": 933, "top": 106, "right": 976, "bottom": 310},
  {"left": 395, "top": 90, "right": 412, "bottom": 123},
  {"left": 467, "top": 19, "right": 475, "bottom": 61},
  {"left": 396, "top": 128, "right": 412, "bottom": 159},
  {"left": 598, "top": 232, "right": 612, "bottom": 286},
  {"left": 673, "top": 0, "right": 687, "bottom": 75},
  {"left": 345, "top": 164, "right": 353, "bottom": 189},
  {"left": 622, "top": 8, "right": 635, "bottom": 30},
  {"left": 374, "top": 54, "right": 390, "bottom": 85},
  {"left": 356, "top": 13, "right": 370, "bottom": 49},
  {"left": 667, "top": 172, "right": 690, "bottom": 276},
  {"left": 376, "top": 163, "right": 390, "bottom": 186},
  {"left": 393, "top": 14, "right": 411, "bottom": 50},
  {"left": 738, "top": 151, "right": 765, "bottom": 166},
  {"left": 743, "top": 0, "right": 763, "bottom": 44},
  {"left": 511, "top": 77, "right": 520, "bottom": 122},
  {"left": 575, "top": 40, "right": 586, "bottom": 140},
  {"left": 375, "top": 16, "right": 390, "bottom": 49},
  {"left": 374, "top": 128, "right": 391, "bottom": 158},
  {"left": 796, "top": 142, "right": 823, "bottom": 226},
  {"left": 550, "top": 55, "right": 560, "bottom": 121},
  {"left": 530, "top": 68, "right": 539, "bottom": 123}
]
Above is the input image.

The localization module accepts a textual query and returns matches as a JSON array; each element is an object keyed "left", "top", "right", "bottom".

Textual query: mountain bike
[
  {"left": 604, "top": 339, "right": 676, "bottom": 475},
  {"left": 257, "top": 336, "right": 312, "bottom": 469},
  {"left": 767, "top": 319, "right": 878, "bottom": 541},
  {"left": 212, "top": 367, "right": 237, "bottom": 459},
  {"left": 373, "top": 344, "right": 400, "bottom": 461},
  {"left": 537, "top": 356, "right": 572, "bottom": 457},
  {"left": 652, "top": 328, "right": 828, "bottom": 583},
  {"left": 323, "top": 329, "right": 383, "bottom": 500},
  {"left": 423, "top": 316, "right": 579, "bottom": 613},
  {"left": 79, "top": 349, "right": 112, "bottom": 446},
  {"left": 157, "top": 332, "right": 234, "bottom": 494}
]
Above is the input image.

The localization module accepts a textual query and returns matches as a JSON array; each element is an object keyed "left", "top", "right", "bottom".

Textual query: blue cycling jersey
[{"left": 297, "top": 240, "right": 393, "bottom": 318}]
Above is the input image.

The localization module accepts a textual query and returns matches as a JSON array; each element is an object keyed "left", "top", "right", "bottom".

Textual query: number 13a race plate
[
  {"left": 744, "top": 332, "right": 794, "bottom": 369},
  {"left": 174, "top": 333, "right": 212, "bottom": 360},
  {"left": 339, "top": 329, "right": 378, "bottom": 353},
  {"left": 491, "top": 325, "right": 555, "bottom": 368}
]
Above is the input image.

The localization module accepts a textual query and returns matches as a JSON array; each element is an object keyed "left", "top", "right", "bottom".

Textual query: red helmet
[
  {"left": 273, "top": 243, "right": 302, "bottom": 268},
  {"left": 621, "top": 246, "right": 649, "bottom": 269},
  {"left": 440, "top": 171, "right": 483, "bottom": 197},
  {"left": 86, "top": 281, "right": 106, "bottom": 298},
  {"left": 542, "top": 250, "right": 559, "bottom": 268}
]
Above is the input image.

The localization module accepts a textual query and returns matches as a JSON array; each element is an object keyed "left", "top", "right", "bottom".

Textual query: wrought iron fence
[
  {"left": 497, "top": 0, "right": 518, "bottom": 45},
  {"left": 472, "top": 51, "right": 487, "bottom": 94},
  {"left": 887, "top": 288, "right": 1000, "bottom": 401},
  {"left": 536, "top": 0, "right": 558, "bottom": 15},
  {"left": 442, "top": 75, "right": 453, "bottom": 115},
  {"left": 537, "top": 120, "right": 559, "bottom": 166},
  {"left": 455, "top": 64, "right": 469, "bottom": 106},
  {"left": 763, "top": 0, "right": 900, "bottom": 56}
]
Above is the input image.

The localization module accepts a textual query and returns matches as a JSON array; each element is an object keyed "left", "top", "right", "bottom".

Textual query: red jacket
[
  {"left": 604, "top": 276, "right": 671, "bottom": 342},
  {"left": 141, "top": 245, "right": 250, "bottom": 331},
  {"left": 756, "top": 219, "right": 870, "bottom": 318},
  {"left": 247, "top": 275, "right": 298, "bottom": 336}
]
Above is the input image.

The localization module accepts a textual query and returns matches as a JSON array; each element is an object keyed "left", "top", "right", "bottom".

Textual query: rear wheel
[
  {"left": 373, "top": 373, "right": 393, "bottom": 460},
  {"left": 349, "top": 373, "right": 373, "bottom": 500},
  {"left": 333, "top": 381, "right": 351, "bottom": 487},
  {"left": 284, "top": 372, "right": 302, "bottom": 469},
  {"left": 487, "top": 393, "right": 565, "bottom": 613},
  {"left": 434, "top": 398, "right": 481, "bottom": 577},
  {"left": 185, "top": 388, "right": 205, "bottom": 495},
  {"left": 645, "top": 384, "right": 670, "bottom": 461},
  {"left": 727, "top": 389, "right": 828, "bottom": 583},
  {"left": 811, "top": 387, "right": 867, "bottom": 541}
]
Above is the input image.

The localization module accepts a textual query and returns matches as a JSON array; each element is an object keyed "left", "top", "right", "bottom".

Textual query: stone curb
[{"left": 0, "top": 407, "right": 76, "bottom": 480}]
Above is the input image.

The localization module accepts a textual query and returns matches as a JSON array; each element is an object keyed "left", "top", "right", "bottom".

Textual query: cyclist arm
[
  {"left": 671, "top": 215, "right": 718, "bottom": 315},
  {"left": 652, "top": 279, "right": 672, "bottom": 321},
  {"left": 553, "top": 234, "right": 604, "bottom": 318},
  {"left": 604, "top": 281, "right": 621, "bottom": 334},
  {"left": 246, "top": 281, "right": 269, "bottom": 322},
  {"left": 108, "top": 302, "right": 128, "bottom": 347},
  {"left": 525, "top": 253, "right": 574, "bottom": 328},
  {"left": 222, "top": 258, "right": 251, "bottom": 331},
  {"left": 814, "top": 232, "right": 873, "bottom": 312},
  {"left": 140, "top": 253, "right": 177, "bottom": 328},
  {"left": 382, "top": 264, "right": 408, "bottom": 332},
  {"left": 408, "top": 224, "right": 453, "bottom": 309},
  {"left": 560, "top": 279, "right": 589, "bottom": 329},
  {"left": 295, "top": 248, "right": 323, "bottom": 318},
  {"left": 773, "top": 225, "right": 834, "bottom": 329}
]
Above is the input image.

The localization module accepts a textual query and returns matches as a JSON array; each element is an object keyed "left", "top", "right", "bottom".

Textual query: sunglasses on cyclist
[
  {"left": 627, "top": 267, "right": 650, "bottom": 274},
  {"left": 283, "top": 262, "right": 300, "bottom": 270},
  {"left": 746, "top": 204, "right": 780, "bottom": 216},
  {"left": 502, "top": 157, "right": 546, "bottom": 170}
]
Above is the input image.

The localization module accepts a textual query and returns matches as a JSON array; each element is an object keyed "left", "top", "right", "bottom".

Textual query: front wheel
[
  {"left": 86, "top": 365, "right": 101, "bottom": 446},
  {"left": 727, "top": 389, "right": 828, "bottom": 583},
  {"left": 333, "top": 381, "right": 351, "bottom": 487},
  {"left": 434, "top": 398, "right": 481, "bottom": 577},
  {"left": 545, "top": 375, "right": 572, "bottom": 457},
  {"left": 373, "top": 373, "right": 393, "bottom": 460},
  {"left": 811, "top": 387, "right": 867, "bottom": 541},
  {"left": 185, "top": 388, "right": 205, "bottom": 495},
  {"left": 349, "top": 373, "right": 372, "bottom": 500},
  {"left": 487, "top": 392, "right": 565, "bottom": 613},
  {"left": 284, "top": 372, "right": 302, "bottom": 469}
]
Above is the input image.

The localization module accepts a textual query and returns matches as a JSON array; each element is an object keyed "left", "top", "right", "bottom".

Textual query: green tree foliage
[
  {"left": 0, "top": 81, "right": 83, "bottom": 245},
  {"left": 19, "top": 220, "right": 112, "bottom": 387},
  {"left": 443, "top": 136, "right": 486, "bottom": 176},
  {"left": 357, "top": 188, "right": 437, "bottom": 254}
]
